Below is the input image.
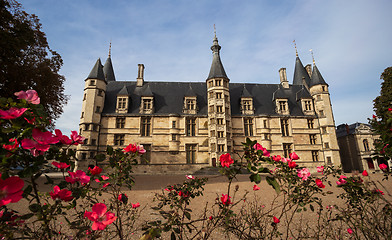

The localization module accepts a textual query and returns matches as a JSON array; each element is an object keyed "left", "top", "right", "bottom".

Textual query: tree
[
  {"left": 371, "top": 67, "right": 392, "bottom": 161},
  {"left": 0, "top": 0, "right": 67, "bottom": 122}
]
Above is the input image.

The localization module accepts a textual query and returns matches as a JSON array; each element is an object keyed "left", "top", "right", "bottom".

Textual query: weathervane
[
  {"left": 108, "top": 41, "right": 112, "bottom": 58},
  {"left": 309, "top": 49, "right": 315, "bottom": 65},
  {"left": 214, "top": 24, "right": 216, "bottom": 38},
  {"left": 293, "top": 40, "right": 298, "bottom": 57}
]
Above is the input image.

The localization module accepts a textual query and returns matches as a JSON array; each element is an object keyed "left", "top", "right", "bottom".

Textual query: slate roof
[
  {"left": 293, "top": 57, "right": 311, "bottom": 86},
  {"left": 102, "top": 81, "right": 314, "bottom": 117},
  {"left": 87, "top": 59, "right": 105, "bottom": 81},
  {"left": 310, "top": 64, "right": 328, "bottom": 87},
  {"left": 103, "top": 57, "right": 116, "bottom": 82},
  {"left": 207, "top": 36, "right": 228, "bottom": 80},
  {"left": 336, "top": 123, "right": 372, "bottom": 137}
]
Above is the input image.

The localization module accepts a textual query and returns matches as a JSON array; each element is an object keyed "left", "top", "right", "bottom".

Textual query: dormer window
[
  {"left": 140, "top": 96, "right": 154, "bottom": 114},
  {"left": 116, "top": 96, "right": 129, "bottom": 114},
  {"left": 241, "top": 98, "right": 254, "bottom": 115},
  {"left": 276, "top": 99, "right": 289, "bottom": 115},
  {"left": 183, "top": 96, "right": 197, "bottom": 114},
  {"left": 301, "top": 99, "right": 314, "bottom": 115}
]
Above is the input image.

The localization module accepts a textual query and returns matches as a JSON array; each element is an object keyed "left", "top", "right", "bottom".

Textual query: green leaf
[
  {"left": 184, "top": 211, "right": 191, "bottom": 220},
  {"left": 249, "top": 173, "right": 261, "bottom": 184},
  {"left": 44, "top": 174, "right": 54, "bottom": 184},
  {"left": 266, "top": 176, "right": 280, "bottom": 194},
  {"left": 107, "top": 146, "right": 113, "bottom": 155},
  {"left": 94, "top": 153, "right": 106, "bottom": 162},
  {"left": 29, "top": 203, "right": 41, "bottom": 213},
  {"left": 171, "top": 232, "right": 176, "bottom": 240}
]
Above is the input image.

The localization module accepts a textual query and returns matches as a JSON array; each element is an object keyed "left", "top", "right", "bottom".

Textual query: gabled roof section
[
  {"left": 87, "top": 58, "right": 105, "bottom": 81},
  {"left": 240, "top": 85, "right": 252, "bottom": 98},
  {"left": 296, "top": 87, "right": 312, "bottom": 101},
  {"left": 141, "top": 84, "right": 154, "bottom": 97},
  {"left": 184, "top": 85, "right": 197, "bottom": 97},
  {"left": 272, "top": 86, "right": 289, "bottom": 100},
  {"left": 293, "top": 57, "right": 311, "bottom": 86},
  {"left": 207, "top": 35, "right": 228, "bottom": 80},
  {"left": 117, "top": 85, "right": 128, "bottom": 96},
  {"left": 103, "top": 57, "right": 116, "bottom": 82},
  {"left": 310, "top": 64, "right": 328, "bottom": 87}
]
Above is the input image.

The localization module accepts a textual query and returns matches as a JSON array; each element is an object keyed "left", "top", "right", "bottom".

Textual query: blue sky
[{"left": 17, "top": 0, "right": 392, "bottom": 133}]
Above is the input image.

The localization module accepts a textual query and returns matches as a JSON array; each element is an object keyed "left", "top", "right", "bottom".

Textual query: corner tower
[
  {"left": 206, "top": 31, "right": 232, "bottom": 166},
  {"left": 309, "top": 57, "right": 341, "bottom": 166},
  {"left": 77, "top": 58, "right": 108, "bottom": 168}
]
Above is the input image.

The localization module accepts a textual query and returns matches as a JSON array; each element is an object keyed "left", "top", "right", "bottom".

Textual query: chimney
[
  {"left": 305, "top": 64, "right": 312, "bottom": 78},
  {"left": 279, "top": 68, "right": 289, "bottom": 88},
  {"left": 137, "top": 64, "right": 145, "bottom": 87}
]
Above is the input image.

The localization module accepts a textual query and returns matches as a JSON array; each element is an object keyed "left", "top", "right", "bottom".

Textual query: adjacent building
[{"left": 76, "top": 34, "right": 341, "bottom": 173}]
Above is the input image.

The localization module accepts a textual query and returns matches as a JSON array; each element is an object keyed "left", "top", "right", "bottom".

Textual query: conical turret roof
[
  {"left": 87, "top": 58, "right": 105, "bottom": 81},
  {"left": 310, "top": 64, "right": 328, "bottom": 87},
  {"left": 293, "top": 57, "right": 311, "bottom": 86},
  {"left": 207, "top": 35, "right": 228, "bottom": 80},
  {"left": 103, "top": 57, "right": 116, "bottom": 82}
]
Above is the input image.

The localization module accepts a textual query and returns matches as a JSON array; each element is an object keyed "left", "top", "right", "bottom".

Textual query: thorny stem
[{"left": 31, "top": 174, "right": 52, "bottom": 239}]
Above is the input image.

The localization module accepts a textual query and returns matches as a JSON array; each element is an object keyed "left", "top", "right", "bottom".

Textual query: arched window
[{"left": 363, "top": 139, "right": 370, "bottom": 151}]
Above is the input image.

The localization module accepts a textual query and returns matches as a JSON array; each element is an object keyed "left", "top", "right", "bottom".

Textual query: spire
[
  {"left": 87, "top": 58, "right": 105, "bottom": 81},
  {"left": 292, "top": 55, "right": 311, "bottom": 86},
  {"left": 207, "top": 27, "right": 228, "bottom": 80},
  {"left": 310, "top": 49, "right": 315, "bottom": 65},
  {"left": 310, "top": 64, "right": 328, "bottom": 87},
  {"left": 293, "top": 40, "right": 298, "bottom": 57}
]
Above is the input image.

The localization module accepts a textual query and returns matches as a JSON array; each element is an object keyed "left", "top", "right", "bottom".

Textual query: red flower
[
  {"left": 273, "top": 216, "right": 280, "bottom": 224},
  {"left": 0, "top": 107, "right": 27, "bottom": 120},
  {"left": 219, "top": 153, "right": 234, "bottom": 168},
  {"left": 123, "top": 143, "right": 146, "bottom": 154},
  {"left": 373, "top": 189, "right": 384, "bottom": 195},
  {"left": 0, "top": 175, "right": 24, "bottom": 206},
  {"left": 52, "top": 161, "right": 70, "bottom": 169},
  {"left": 347, "top": 228, "right": 353, "bottom": 234},
  {"left": 54, "top": 129, "right": 72, "bottom": 145},
  {"left": 315, "top": 179, "right": 325, "bottom": 188},
  {"left": 379, "top": 163, "right": 388, "bottom": 170},
  {"left": 49, "top": 186, "right": 73, "bottom": 202},
  {"left": 132, "top": 203, "right": 140, "bottom": 209},
  {"left": 272, "top": 155, "right": 281, "bottom": 162},
  {"left": 66, "top": 170, "right": 90, "bottom": 184},
  {"left": 288, "top": 161, "right": 297, "bottom": 168},
  {"left": 118, "top": 193, "right": 128, "bottom": 204},
  {"left": 21, "top": 128, "right": 59, "bottom": 155},
  {"left": 362, "top": 170, "right": 368, "bottom": 176},
  {"left": 289, "top": 152, "right": 299, "bottom": 160},
  {"left": 3, "top": 138, "right": 18, "bottom": 151},
  {"left": 253, "top": 185, "right": 260, "bottom": 191},
  {"left": 336, "top": 175, "right": 347, "bottom": 186},
  {"left": 89, "top": 166, "right": 102, "bottom": 176},
  {"left": 70, "top": 131, "right": 85, "bottom": 145},
  {"left": 84, "top": 203, "right": 116, "bottom": 230},
  {"left": 209, "top": 216, "right": 213, "bottom": 220},
  {"left": 220, "top": 194, "right": 232, "bottom": 206},
  {"left": 14, "top": 90, "right": 40, "bottom": 104}
]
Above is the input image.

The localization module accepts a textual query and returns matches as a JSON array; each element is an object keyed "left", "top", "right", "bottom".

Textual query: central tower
[{"left": 206, "top": 32, "right": 232, "bottom": 166}]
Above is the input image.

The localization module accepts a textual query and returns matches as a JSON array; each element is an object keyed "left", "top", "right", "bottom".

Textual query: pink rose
[{"left": 219, "top": 153, "right": 234, "bottom": 168}]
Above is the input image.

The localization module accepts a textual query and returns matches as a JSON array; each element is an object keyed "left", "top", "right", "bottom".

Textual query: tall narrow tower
[
  {"left": 77, "top": 58, "right": 107, "bottom": 168},
  {"left": 309, "top": 59, "right": 341, "bottom": 166},
  {"left": 206, "top": 31, "right": 232, "bottom": 165}
]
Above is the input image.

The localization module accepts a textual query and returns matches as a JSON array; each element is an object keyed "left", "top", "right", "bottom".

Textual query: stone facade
[
  {"left": 336, "top": 123, "right": 389, "bottom": 172},
  {"left": 76, "top": 35, "right": 341, "bottom": 173}
]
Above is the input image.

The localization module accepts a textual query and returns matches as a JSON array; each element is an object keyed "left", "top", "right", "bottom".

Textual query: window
[
  {"left": 81, "top": 153, "right": 87, "bottom": 160},
  {"left": 264, "top": 133, "right": 270, "bottom": 140},
  {"left": 95, "top": 106, "right": 101, "bottom": 113},
  {"left": 83, "top": 94, "right": 86, "bottom": 101},
  {"left": 81, "top": 112, "right": 84, "bottom": 118},
  {"left": 141, "top": 144, "right": 151, "bottom": 164},
  {"left": 312, "top": 151, "right": 319, "bottom": 162},
  {"left": 363, "top": 139, "right": 370, "bottom": 151},
  {"left": 208, "top": 81, "right": 213, "bottom": 88},
  {"left": 216, "top": 93, "right": 222, "bottom": 99},
  {"left": 242, "top": 100, "right": 251, "bottom": 111},
  {"left": 172, "top": 134, "right": 177, "bottom": 141},
  {"left": 172, "top": 121, "right": 176, "bottom": 128},
  {"left": 324, "top": 142, "right": 329, "bottom": 149},
  {"left": 93, "top": 124, "right": 98, "bottom": 131},
  {"left": 90, "top": 80, "right": 95, "bottom": 86},
  {"left": 209, "top": 106, "right": 214, "bottom": 112},
  {"left": 210, "top": 130, "right": 215, "bottom": 137},
  {"left": 211, "top": 143, "right": 216, "bottom": 152},
  {"left": 216, "top": 79, "right": 221, "bottom": 86},
  {"left": 83, "top": 139, "right": 88, "bottom": 145},
  {"left": 322, "top": 127, "right": 327, "bottom": 133},
  {"left": 186, "top": 118, "right": 196, "bottom": 136},
  {"left": 218, "top": 144, "right": 225, "bottom": 152},
  {"left": 217, "top": 106, "right": 223, "bottom": 113},
  {"left": 116, "top": 117, "right": 125, "bottom": 128},
  {"left": 79, "top": 128, "right": 82, "bottom": 135},
  {"left": 283, "top": 143, "right": 292, "bottom": 158},
  {"left": 317, "top": 95, "right": 321, "bottom": 101},
  {"left": 244, "top": 118, "right": 253, "bottom": 136},
  {"left": 309, "top": 134, "right": 317, "bottom": 144},
  {"left": 84, "top": 124, "right": 89, "bottom": 131},
  {"left": 322, "top": 86, "right": 326, "bottom": 92},
  {"left": 307, "top": 119, "right": 314, "bottom": 129},
  {"left": 326, "top": 156, "right": 332, "bottom": 165},
  {"left": 114, "top": 134, "right": 124, "bottom": 146},
  {"left": 319, "top": 110, "right": 324, "bottom": 117},
  {"left": 89, "top": 152, "right": 95, "bottom": 159},
  {"left": 217, "top": 118, "right": 223, "bottom": 125},
  {"left": 186, "top": 99, "right": 196, "bottom": 110},
  {"left": 117, "top": 97, "right": 127, "bottom": 109},
  {"left": 217, "top": 131, "right": 224, "bottom": 138},
  {"left": 143, "top": 99, "right": 152, "bottom": 110},
  {"left": 98, "top": 90, "right": 103, "bottom": 96},
  {"left": 304, "top": 100, "right": 312, "bottom": 111},
  {"left": 279, "top": 101, "right": 287, "bottom": 111},
  {"left": 141, "top": 117, "right": 151, "bottom": 136},
  {"left": 281, "top": 119, "right": 289, "bottom": 136},
  {"left": 91, "top": 139, "right": 96, "bottom": 146},
  {"left": 263, "top": 120, "right": 268, "bottom": 128},
  {"left": 186, "top": 144, "right": 197, "bottom": 164}
]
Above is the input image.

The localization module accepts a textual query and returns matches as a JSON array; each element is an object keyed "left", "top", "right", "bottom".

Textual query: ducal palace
[{"left": 76, "top": 35, "right": 341, "bottom": 173}]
